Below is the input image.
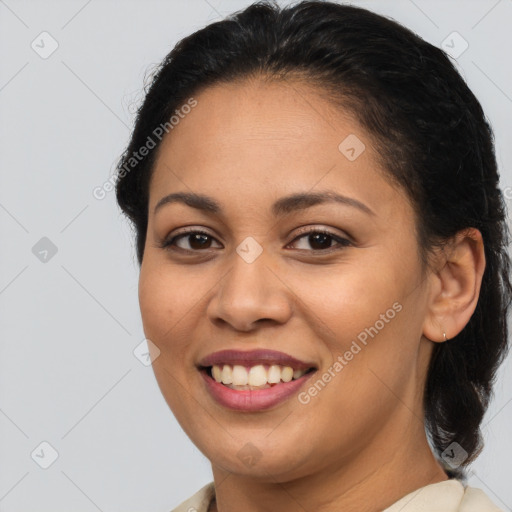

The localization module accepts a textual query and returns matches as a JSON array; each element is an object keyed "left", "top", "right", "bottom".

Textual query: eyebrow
[{"left": 153, "top": 190, "right": 376, "bottom": 217}]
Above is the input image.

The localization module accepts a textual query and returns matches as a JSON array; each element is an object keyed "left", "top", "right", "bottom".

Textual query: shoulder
[
  {"left": 169, "top": 482, "right": 215, "bottom": 512},
  {"left": 459, "top": 484, "right": 503, "bottom": 512}
]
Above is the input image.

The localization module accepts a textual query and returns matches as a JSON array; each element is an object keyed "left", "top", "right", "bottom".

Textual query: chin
[{"left": 199, "top": 436, "right": 315, "bottom": 482}]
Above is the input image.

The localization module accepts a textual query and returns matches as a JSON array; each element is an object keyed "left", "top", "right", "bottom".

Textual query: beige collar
[
  {"left": 171, "top": 478, "right": 503, "bottom": 512},
  {"left": 383, "top": 479, "right": 501, "bottom": 511}
]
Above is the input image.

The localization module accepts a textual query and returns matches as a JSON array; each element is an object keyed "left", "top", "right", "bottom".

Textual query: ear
[{"left": 422, "top": 227, "right": 486, "bottom": 343}]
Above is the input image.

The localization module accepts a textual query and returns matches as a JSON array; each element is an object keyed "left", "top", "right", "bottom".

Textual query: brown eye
[
  {"left": 160, "top": 230, "right": 222, "bottom": 251},
  {"left": 289, "top": 229, "right": 352, "bottom": 252},
  {"left": 159, "top": 227, "right": 352, "bottom": 254}
]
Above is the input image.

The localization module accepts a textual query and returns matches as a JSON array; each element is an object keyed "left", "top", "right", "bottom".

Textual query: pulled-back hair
[{"left": 115, "top": 0, "right": 512, "bottom": 479}]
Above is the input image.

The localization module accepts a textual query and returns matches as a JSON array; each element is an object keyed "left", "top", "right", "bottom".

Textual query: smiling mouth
[{"left": 200, "top": 364, "right": 317, "bottom": 390}]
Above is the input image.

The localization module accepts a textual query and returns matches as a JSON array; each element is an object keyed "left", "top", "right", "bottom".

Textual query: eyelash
[{"left": 157, "top": 227, "right": 352, "bottom": 254}]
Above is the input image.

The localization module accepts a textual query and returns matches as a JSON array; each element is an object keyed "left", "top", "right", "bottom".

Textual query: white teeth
[
  {"left": 281, "top": 366, "right": 294, "bottom": 382},
  {"left": 210, "top": 363, "right": 309, "bottom": 387},
  {"left": 267, "top": 365, "right": 281, "bottom": 384},
  {"left": 232, "top": 365, "right": 248, "bottom": 386},
  {"left": 248, "top": 365, "right": 267, "bottom": 386},
  {"left": 220, "top": 365, "right": 233, "bottom": 384},
  {"left": 212, "top": 365, "right": 222, "bottom": 382},
  {"left": 293, "top": 369, "right": 304, "bottom": 379}
]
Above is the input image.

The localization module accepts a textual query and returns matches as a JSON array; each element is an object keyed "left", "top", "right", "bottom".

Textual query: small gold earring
[{"left": 443, "top": 332, "right": 447, "bottom": 342}]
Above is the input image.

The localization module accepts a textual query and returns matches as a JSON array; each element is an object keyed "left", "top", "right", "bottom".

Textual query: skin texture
[{"left": 138, "top": 77, "right": 486, "bottom": 512}]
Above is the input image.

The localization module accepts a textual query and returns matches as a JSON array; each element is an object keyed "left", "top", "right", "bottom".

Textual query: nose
[{"left": 206, "top": 248, "right": 292, "bottom": 332}]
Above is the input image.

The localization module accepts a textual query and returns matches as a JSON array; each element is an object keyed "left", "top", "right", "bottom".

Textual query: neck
[{"left": 210, "top": 413, "right": 448, "bottom": 512}]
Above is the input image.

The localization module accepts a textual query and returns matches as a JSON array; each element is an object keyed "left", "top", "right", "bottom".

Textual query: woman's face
[{"left": 139, "top": 78, "right": 437, "bottom": 480}]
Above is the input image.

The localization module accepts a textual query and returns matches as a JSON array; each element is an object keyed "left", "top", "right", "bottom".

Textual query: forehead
[
  {"left": 148, "top": 78, "right": 405, "bottom": 219},
  {"left": 156, "top": 77, "right": 361, "bottom": 158}
]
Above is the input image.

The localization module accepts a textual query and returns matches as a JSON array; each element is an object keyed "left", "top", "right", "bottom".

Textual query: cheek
[
  {"left": 137, "top": 263, "right": 193, "bottom": 361},
  {"left": 138, "top": 261, "right": 202, "bottom": 338},
  {"left": 138, "top": 267, "right": 168, "bottom": 339},
  {"left": 297, "top": 259, "right": 402, "bottom": 339},
  {"left": 295, "top": 258, "right": 417, "bottom": 387},
  {"left": 138, "top": 264, "right": 202, "bottom": 423}
]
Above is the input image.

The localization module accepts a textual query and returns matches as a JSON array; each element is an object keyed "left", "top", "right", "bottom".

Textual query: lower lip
[{"left": 200, "top": 369, "right": 316, "bottom": 411}]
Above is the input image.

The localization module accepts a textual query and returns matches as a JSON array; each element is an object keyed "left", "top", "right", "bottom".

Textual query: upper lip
[{"left": 198, "top": 349, "right": 317, "bottom": 370}]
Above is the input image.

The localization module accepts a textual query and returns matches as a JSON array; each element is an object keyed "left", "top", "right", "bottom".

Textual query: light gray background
[{"left": 0, "top": 0, "right": 511, "bottom": 510}]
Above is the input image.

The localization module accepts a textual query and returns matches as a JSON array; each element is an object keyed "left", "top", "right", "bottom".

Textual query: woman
[{"left": 115, "top": 1, "right": 511, "bottom": 510}]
